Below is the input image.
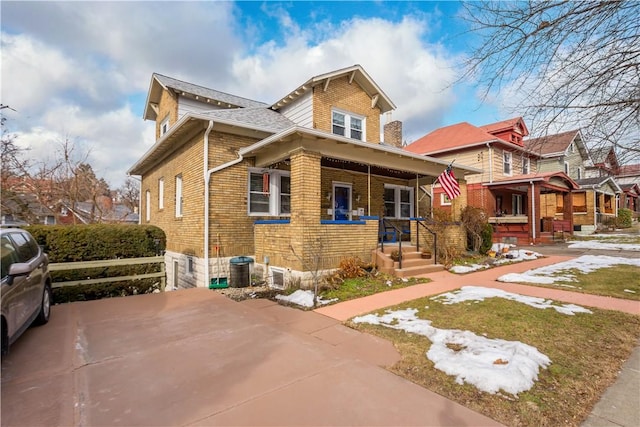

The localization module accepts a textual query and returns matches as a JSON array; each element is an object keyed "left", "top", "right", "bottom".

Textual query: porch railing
[
  {"left": 415, "top": 218, "right": 437, "bottom": 265},
  {"left": 379, "top": 218, "right": 404, "bottom": 269}
]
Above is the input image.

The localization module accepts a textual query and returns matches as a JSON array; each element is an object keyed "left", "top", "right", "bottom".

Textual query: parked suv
[{"left": 1, "top": 227, "right": 52, "bottom": 356}]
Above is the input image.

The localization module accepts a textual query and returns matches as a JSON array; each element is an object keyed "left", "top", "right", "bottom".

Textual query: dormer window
[
  {"left": 160, "top": 116, "right": 170, "bottom": 136},
  {"left": 332, "top": 110, "right": 365, "bottom": 141}
]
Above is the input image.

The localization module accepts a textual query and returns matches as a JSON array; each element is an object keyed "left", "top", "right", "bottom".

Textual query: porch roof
[
  {"left": 484, "top": 171, "right": 579, "bottom": 191},
  {"left": 575, "top": 176, "right": 622, "bottom": 193},
  {"left": 238, "top": 126, "right": 482, "bottom": 179}
]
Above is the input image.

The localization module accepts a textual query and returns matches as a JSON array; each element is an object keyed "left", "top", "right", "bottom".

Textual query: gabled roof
[
  {"left": 575, "top": 176, "right": 622, "bottom": 193},
  {"left": 524, "top": 129, "right": 590, "bottom": 159},
  {"left": 404, "top": 122, "right": 500, "bottom": 155},
  {"left": 620, "top": 183, "right": 639, "bottom": 195},
  {"left": 271, "top": 64, "right": 396, "bottom": 113},
  {"left": 480, "top": 117, "right": 529, "bottom": 137},
  {"left": 205, "top": 107, "right": 295, "bottom": 132},
  {"left": 143, "top": 73, "right": 268, "bottom": 121},
  {"left": 589, "top": 146, "right": 619, "bottom": 169}
]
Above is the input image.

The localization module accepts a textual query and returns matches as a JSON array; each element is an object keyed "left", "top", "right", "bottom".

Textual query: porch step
[{"left": 374, "top": 248, "right": 444, "bottom": 278}]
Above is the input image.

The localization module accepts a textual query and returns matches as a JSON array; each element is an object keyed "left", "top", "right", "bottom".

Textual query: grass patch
[
  {"left": 320, "top": 274, "right": 429, "bottom": 302},
  {"left": 349, "top": 296, "right": 640, "bottom": 427},
  {"left": 571, "top": 234, "right": 640, "bottom": 244},
  {"left": 515, "top": 264, "right": 640, "bottom": 301}
]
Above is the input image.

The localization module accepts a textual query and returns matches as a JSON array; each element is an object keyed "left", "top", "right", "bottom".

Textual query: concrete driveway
[{"left": 1, "top": 289, "right": 501, "bottom": 426}]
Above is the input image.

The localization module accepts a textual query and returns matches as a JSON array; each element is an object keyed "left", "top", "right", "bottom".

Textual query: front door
[{"left": 333, "top": 184, "right": 351, "bottom": 220}]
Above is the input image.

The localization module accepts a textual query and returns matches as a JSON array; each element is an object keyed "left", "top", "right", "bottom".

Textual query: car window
[
  {"left": 8, "top": 232, "right": 39, "bottom": 263},
  {"left": 1, "top": 235, "right": 19, "bottom": 279}
]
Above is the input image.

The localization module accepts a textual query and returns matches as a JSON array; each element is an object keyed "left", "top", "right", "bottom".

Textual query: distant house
[
  {"left": 405, "top": 117, "right": 578, "bottom": 244},
  {"left": 617, "top": 164, "right": 640, "bottom": 218},
  {"left": 128, "top": 65, "right": 480, "bottom": 289},
  {"left": 526, "top": 130, "right": 621, "bottom": 233}
]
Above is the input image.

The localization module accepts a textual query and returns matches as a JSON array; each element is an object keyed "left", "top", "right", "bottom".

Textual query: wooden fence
[{"left": 49, "top": 256, "right": 166, "bottom": 291}]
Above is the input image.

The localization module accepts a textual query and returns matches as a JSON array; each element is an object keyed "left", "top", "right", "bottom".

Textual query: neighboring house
[
  {"left": 617, "top": 164, "right": 640, "bottom": 218},
  {"left": 56, "top": 198, "right": 139, "bottom": 225},
  {"left": 1, "top": 194, "right": 56, "bottom": 226},
  {"left": 405, "top": 117, "right": 578, "bottom": 245},
  {"left": 586, "top": 146, "right": 620, "bottom": 178},
  {"left": 128, "top": 64, "right": 480, "bottom": 289},
  {"left": 526, "top": 130, "right": 620, "bottom": 233}
]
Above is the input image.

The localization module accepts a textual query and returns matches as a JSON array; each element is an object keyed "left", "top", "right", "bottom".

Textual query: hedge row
[{"left": 25, "top": 224, "right": 167, "bottom": 304}]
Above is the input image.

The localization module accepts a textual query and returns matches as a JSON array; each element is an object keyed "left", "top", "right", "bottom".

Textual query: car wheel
[
  {"left": 33, "top": 283, "right": 52, "bottom": 326},
  {"left": 1, "top": 319, "right": 8, "bottom": 357}
]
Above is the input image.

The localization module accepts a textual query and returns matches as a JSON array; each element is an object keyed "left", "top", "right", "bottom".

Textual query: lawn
[{"left": 348, "top": 289, "right": 640, "bottom": 427}]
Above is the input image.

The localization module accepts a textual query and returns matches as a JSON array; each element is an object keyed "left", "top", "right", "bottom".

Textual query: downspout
[
  {"left": 203, "top": 120, "right": 214, "bottom": 288},
  {"left": 530, "top": 181, "right": 536, "bottom": 244},
  {"left": 204, "top": 154, "right": 245, "bottom": 287}
]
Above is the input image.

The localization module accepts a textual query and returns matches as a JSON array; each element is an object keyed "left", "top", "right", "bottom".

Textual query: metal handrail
[
  {"left": 415, "top": 218, "right": 437, "bottom": 265},
  {"left": 379, "top": 218, "right": 404, "bottom": 269}
]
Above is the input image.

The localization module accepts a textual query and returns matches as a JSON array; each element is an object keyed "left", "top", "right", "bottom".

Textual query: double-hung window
[
  {"left": 503, "top": 151, "right": 512, "bottom": 175},
  {"left": 160, "top": 116, "right": 170, "bottom": 136},
  {"left": 158, "top": 178, "right": 164, "bottom": 210},
  {"left": 522, "top": 156, "right": 530, "bottom": 174},
  {"left": 145, "top": 190, "right": 151, "bottom": 222},
  {"left": 175, "top": 174, "right": 183, "bottom": 217},
  {"left": 248, "top": 169, "right": 291, "bottom": 216},
  {"left": 383, "top": 184, "right": 413, "bottom": 219},
  {"left": 332, "top": 110, "right": 365, "bottom": 141}
]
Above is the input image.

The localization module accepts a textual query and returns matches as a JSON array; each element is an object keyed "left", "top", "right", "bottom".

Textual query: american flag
[{"left": 438, "top": 165, "right": 461, "bottom": 200}]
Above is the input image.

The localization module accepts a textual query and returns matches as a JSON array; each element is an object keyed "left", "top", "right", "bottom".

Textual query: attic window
[
  {"left": 160, "top": 116, "right": 170, "bottom": 136},
  {"left": 332, "top": 110, "right": 365, "bottom": 141}
]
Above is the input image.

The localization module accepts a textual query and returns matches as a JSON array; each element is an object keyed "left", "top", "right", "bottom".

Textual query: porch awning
[
  {"left": 238, "top": 126, "right": 481, "bottom": 180},
  {"left": 484, "top": 171, "right": 579, "bottom": 192}
]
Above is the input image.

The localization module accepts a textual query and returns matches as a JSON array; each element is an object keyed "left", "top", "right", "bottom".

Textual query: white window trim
[
  {"left": 160, "top": 116, "right": 170, "bottom": 136},
  {"left": 503, "top": 151, "right": 512, "bottom": 176},
  {"left": 440, "top": 193, "right": 452, "bottom": 206},
  {"left": 175, "top": 174, "right": 183, "bottom": 218},
  {"left": 384, "top": 184, "right": 414, "bottom": 219},
  {"left": 564, "top": 161, "right": 570, "bottom": 175},
  {"left": 512, "top": 194, "right": 524, "bottom": 215},
  {"left": 158, "top": 178, "right": 164, "bottom": 210},
  {"left": 247, "top": 168, "right": 291, "bottom": 216},
  {"left": 577, "top": 167, "right": 582, "bottom": 180},
  {"left": 145, "top": 190, "right": 151, "bottom": 222},
  {"left": 331, "top": 108, "right": 366, "bottom": 141}
]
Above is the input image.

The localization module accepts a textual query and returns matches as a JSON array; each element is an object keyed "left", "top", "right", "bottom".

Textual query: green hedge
[
  {"left": 25, "top": 224, "right": 166, "bottom": 304},
  {"left": 618, "top": 208, "right": 633, "bottom": 228}
]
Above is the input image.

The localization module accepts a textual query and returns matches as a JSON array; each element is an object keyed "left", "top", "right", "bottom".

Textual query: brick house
[
  {"left": 526, "top": 130, "right": 621, "bottom": 233},
  {"left": 404, "top": 118, "right": 578, "bottom": 244},
  {"left": 617, "top": 164, "right": 640, "bottom": 219},
  {"left": 128, "top": 65, "right": 479, "bottom": 289}
]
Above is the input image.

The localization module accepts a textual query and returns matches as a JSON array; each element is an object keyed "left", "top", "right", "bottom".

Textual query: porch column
[
  {"left": 563, "top": 191, "right": 574, "bottom": 232},
  {"left": 289, "top": 148, "right": 322, "bottom": 271},
  {"left": 527, "top": 183, "right": 541, "bottom": 244},
  {"left": 451, "top": 179, "right": 468, "bottom": 221}
]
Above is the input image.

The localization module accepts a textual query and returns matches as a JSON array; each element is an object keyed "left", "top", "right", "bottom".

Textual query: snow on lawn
[
  {"left": 431, "top": 286, "right": 592, "bottom": 316},
  {"left": 498, "top": 255, "right": 640, "bottom": 285},
  {"left": 567, "top": 240, "right": 640, "bottom": 251},
  {"left": 449, "top": 248, "right": 543, "bottom": 274},
  {"left": 275, "top": 290, "right": 337, "bottom": 308},
  {"left": 353, "top": 287, "right": 591, "bottom": 396}
]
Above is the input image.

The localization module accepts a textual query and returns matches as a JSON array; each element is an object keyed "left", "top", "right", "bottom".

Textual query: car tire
[
  {"left": 33, "top": 283, "right": 52, "bottom": 326},
  {"left": 1, "top": 319, "right": 8, "bottom": 357}
]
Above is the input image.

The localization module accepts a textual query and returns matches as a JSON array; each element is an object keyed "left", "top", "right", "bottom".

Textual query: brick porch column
[
  {"left": 527, "top": 183, "right": 542, "bottom": 243},
  {"left": 451, "top": 179, "right": 468, "bottom": 221},
  {"left": 289, "top": 148, "right": 322, "bottom": 271}
]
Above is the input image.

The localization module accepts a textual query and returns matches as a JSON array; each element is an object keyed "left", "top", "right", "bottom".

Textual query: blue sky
[{"left": 1, "top": 1, "right": 505, "bottom": 187}]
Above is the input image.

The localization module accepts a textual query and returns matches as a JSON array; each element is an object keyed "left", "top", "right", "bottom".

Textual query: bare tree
[
  {"left": 117, "top": 177, "right": 140, "bottom": 213},
  {"left": 461, "top": 1, "right": 640, "bottom": 164}
]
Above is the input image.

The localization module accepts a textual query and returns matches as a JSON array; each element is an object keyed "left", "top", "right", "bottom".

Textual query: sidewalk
[{"left": 315, "top": 254, "right": 640, "bottom": 427}]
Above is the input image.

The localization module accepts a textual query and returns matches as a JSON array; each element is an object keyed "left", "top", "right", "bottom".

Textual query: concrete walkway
[{"left": 315, "top": 251, "right": 640, "bottom": 427}]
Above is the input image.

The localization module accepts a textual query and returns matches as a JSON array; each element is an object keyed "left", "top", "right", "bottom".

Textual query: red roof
[
  {"left": 618, "top": 164, "right": 640, "bottom": 177},
  {"left": 404, "top": 122, "right": 498, "bottom": 155},
  {"left": 486, "top": 171, "right": 579, "bottom": 190}
]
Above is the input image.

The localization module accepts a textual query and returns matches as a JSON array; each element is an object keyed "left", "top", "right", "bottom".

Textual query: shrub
[
  {"left": 618, "top": 208, "right": 633, "bottom": 228},
  {"left": 480, "top": 223, "right": 494, "bottom": 255},
  {"left": 338, "top": 256, "right": 367, "bottom": 279},
  {"left": 25, "top": 224, "right": 166, "bottom": 304},
  {"left": 460, "top": 206, "right": 489, "bottom": 252}
]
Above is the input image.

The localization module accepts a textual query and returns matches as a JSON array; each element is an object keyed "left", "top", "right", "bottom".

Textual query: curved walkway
[{"left": 315, "top": 252, "right": 640, "bottom": 427}]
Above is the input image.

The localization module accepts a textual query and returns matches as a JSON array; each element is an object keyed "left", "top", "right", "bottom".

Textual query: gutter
[
  {"left": 486, "top": 142, "right": 493, "bottom": 183},
  {"left": 530, "top": 181, "right": 536, "bottom": 243},
  {"left": 203, "top": 120, "right": 245, "bottom": 288}
]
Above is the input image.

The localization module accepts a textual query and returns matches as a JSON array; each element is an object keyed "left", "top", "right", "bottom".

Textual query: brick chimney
[{"left": 384, "top": 120, "right": 403, "bottom": 148}]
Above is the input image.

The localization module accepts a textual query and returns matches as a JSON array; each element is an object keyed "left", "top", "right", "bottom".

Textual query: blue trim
[
  {"left": 409, "top": 217, "right": 428, "bottom": 221},
  {"left": 254, "top": 219, "right": 290, "bottom": 224},
  {"left": 321, "top": 220, "right": 366, "bottom": 225},
  {"left": 360, "top": 215, "right": 379, "bottom": 220}
]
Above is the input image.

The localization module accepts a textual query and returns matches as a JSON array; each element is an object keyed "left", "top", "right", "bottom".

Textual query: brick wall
[
  {"left": 312, "top": 76, "right": 381, "bottom": 143},
  {"left": 155, "top": 89, "right": 179, "bottom": 139},
  {"left": 383, "top": 120, "right": 403, "bottom": 148}
]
